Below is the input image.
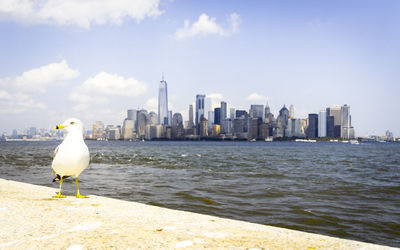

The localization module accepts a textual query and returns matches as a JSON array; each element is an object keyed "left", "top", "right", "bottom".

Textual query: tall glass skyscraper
[
  {"left": 306, "top": 114, "right": 318, "bottom": 138},
  {"left": 188, "top": 104, "right": 194, "bottom": 128},
  {"left": 318, "top": 110, "right": 327, "bottom": 137},
  {"left": 341, "top": 104, "right": 354, "bottom": 139},
  {"left": 220, "top": 101, "right": 227, "bottom": 121},
  {"left": 158, "top": 74, "right": 168, "bottom": 125},
  {"left": 195, "top": 94, "right": 205, "bottom": 126}
]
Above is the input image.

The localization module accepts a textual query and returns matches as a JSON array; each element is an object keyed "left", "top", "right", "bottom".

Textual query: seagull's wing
[
  {"left": 52, "top": 145, "right": 60, "bottom": 175},
  {"left": 53, "top": 145, "right": 60, "bottom": 157}
]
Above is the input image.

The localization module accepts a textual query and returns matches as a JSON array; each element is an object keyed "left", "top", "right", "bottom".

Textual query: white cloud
[
  {"left": 228, "top": 13, "right": 240, "bottom": 33},
  {"left": 207, "top": 93, "right": 223, "bottom": 99},
  {"left": 77, "top": 72, "right": 148, "bottom": 97},
  {"left": 70, "top": 72, "right": 148, "bottom": 112},
  {"left": 206, "top": 93, "right": 223, "bottom": 109},
  {"left": 0, "top": 60, "right": 78, "bottom": 114},
  {"left": 247, "top": 93, "right": 267, "bottom": 102},
  {"left": 69, "top": 92, "right": 109, "bottom": 111},
  {"left": 0, "top": 60, "right": 79, "bottom": 92},
  {"left": 144, "top": 97, "right": 157, "bottom": 112},
  {"left": 0, "top": 0, "right": 162, "bottom": 28},
  {"left": 0, "top": 90, "right": 45, "bottom": 114},
  {"left": 174, "top": 12, "right": 240, "bottom": 40}
]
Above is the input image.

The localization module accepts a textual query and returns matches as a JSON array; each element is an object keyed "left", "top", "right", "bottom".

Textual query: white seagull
[{"left": 52, "top": 118, "right": 89, "bottom": 198}]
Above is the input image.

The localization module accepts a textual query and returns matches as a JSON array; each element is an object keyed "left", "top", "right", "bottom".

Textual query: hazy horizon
[{"left": 1, "top": 0, "right": 399, "bottom": 136}]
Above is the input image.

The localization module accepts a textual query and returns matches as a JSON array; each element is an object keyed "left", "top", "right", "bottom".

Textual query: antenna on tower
[{"left": 162, "top": 72, "right": 164, "bottom": 81}]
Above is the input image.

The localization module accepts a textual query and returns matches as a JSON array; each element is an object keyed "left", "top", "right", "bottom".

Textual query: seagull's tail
[{"left": 52, "top": 174, "right": 71, "bottom": 182}]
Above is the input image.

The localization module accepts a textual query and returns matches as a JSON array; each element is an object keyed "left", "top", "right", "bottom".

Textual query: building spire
[{"left": 162, "top": 72, "right": 164, "bottom": 81}]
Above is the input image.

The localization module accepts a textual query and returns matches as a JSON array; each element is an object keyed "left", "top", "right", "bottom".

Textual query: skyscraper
[
  {"left": 289, "top": 104, "right": 294, "bottom": 118},
  {"left": 327, "top": 106, "right": 342, "bottom": 138},
  {"left": 171, "top": 113, "right": 184, "bottom": 138},
  {"left": 279, "top": 105, "right": 290, "bottom": 127},
  {"left": 172, "top": 113, "right": 183, "bottom": 128},
  {"left": 318, "top": 110, "right": 327, "bottom": 137},
  {"left": 148, "top": 111, "right": 158, "bottom": 125},
  {"left": 230, "top": 108, "right": 235, "bottom": 120},
  {"left": 158, "top": 73, "right": 168, "bottom": 125},
  {"left": 306, "top": 114, "right": 318, "bottom": 138},
  {"left": 92, "top": 121, "right": 104, "bottom": 140},
  {"left": 250, "top": 104, "right": 264, "bottom": 119},
  {"left": 195, "top": 94, "right": 205, "bottom": 126},
  {"left": 220, "top": 101, "right": 227, "bottom": 121},
  {"left": 200, "top": 117, "right": 208, "bottom": 137},
  {"left": 168, "top": 110, "right": 172, "bottom": 126},
  {"left": 122, "top": 119, "right": 134, "bottom": 140},
  {"left": 341, "top": 104, "right": 354, "bottom": 139},
  {"left": 137, "top": 110, "right": 147, "bottom": 138},
  {"left": 265, "top": 102, "right": 271, "bottom": 117},
  {"left": 188, "top": 104, "right": 194, "bottom": 128},
  {"left": 208, "top": 111, "right": 214, "bottom": 129},
  {"left": 236, "top": 110, "right": 247, "bottom": 119},
  {"left": 214, "top": 108, "right": 221, "bottom": 125},
  {"left": 327, "top": 115, "right": 334, "bottom": 137}
]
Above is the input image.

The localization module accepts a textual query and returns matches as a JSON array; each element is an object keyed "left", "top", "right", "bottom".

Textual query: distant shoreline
[{"left": 2, "top": 137, "right": 398, "bottom": 143}]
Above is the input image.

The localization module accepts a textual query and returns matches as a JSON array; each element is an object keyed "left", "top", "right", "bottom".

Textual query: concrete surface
[{"left": 0, "top": 178, "right": 395, "bottom": 249}]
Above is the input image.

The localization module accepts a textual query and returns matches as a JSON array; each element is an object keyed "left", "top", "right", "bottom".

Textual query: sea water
[{"left": 0, "top": 140, "right": 399, "bottom": 247}]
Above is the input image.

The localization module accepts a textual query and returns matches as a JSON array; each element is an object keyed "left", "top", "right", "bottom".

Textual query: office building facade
[
  {"left": 306, "top": 114, "right": 318, "bottom": 138},
  {"left": 318, "top": 110, "right": 327, "bottom": 137},
  {"left": 158, "top": 75, "right": 168, "bottom": 125},
  {"left": 195, "top": 94, "right": 205, "bottom": 126},
  {"left": 220, "top": 101, "right": 227, "bottom": 121},
  {"left": 250, "top": 104, "right": 264, "bottom": 119}
]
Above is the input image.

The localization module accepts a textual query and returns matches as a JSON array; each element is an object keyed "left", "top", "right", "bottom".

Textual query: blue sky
[{"left": 0, "top": 0, "right": 399, "bottom": 136}]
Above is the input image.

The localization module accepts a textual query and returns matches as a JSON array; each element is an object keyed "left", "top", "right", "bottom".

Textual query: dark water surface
[{"left": 1, "top": 141, "right": 399, "bottom": 247}]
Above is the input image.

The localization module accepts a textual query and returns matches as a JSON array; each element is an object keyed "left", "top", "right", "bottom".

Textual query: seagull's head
[{"left": 54, "top": 118, "right": 84, "bottom": 133}]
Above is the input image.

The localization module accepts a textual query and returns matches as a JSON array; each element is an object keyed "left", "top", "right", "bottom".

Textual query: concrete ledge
[{"left": 0, "top": 178, "right": 394, "bottom": 249}]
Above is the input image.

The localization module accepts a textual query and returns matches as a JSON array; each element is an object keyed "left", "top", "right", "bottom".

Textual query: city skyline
[{"left": 0, "top": 1, "right": 399, "bottom": 136}]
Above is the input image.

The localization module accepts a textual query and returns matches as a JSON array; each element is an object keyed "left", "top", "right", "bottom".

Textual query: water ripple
[{"left": 0, "top": 140, "right": 399, "bottom": 247}]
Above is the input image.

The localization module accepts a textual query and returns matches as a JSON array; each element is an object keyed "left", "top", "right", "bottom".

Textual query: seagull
[{"left": 52, "top": 118, "right": 89, "bottom": 198}]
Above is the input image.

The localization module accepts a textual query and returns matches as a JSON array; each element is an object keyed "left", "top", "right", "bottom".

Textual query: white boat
[
  {"left": 265, "top": 137, "right": 273, "bottom": 142},
  {"left": 295, "top": 139, "right": 316, "bottom": 143},
  {"left": 350, "top": 140, "right": 359, "bottom": 145}
]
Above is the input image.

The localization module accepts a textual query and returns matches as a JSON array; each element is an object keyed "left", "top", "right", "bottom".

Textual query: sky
[{"left": 0, "top": 0, "right": 399, "bottom": 136}]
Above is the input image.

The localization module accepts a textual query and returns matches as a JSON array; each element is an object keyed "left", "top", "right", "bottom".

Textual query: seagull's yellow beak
[{"left": 54, "top": 124, "right": 66, "bottom": 130}]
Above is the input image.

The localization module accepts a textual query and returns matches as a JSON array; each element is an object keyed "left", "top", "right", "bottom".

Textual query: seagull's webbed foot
[
  {"left": 76, "top": 194, "right": 89, "bottom": 198},
  {"left": 53, "top": 192, "right": 66, "bottom": 198}
]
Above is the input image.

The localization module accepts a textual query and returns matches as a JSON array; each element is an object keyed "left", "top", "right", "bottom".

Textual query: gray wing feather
[
  {"left": 52, "top": 145, "right": 60, "bottom": 174},
  {"left": 53, "top": 145, "right": 60, "bottom": 157}
]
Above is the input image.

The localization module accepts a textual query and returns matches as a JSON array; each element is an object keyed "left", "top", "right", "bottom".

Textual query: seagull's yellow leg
[
  {"left": 76, "top": 177, "right": 88, "bottom": 198},
  {"left": 53, "top": 176, "right": 66, "bottom": 198}
]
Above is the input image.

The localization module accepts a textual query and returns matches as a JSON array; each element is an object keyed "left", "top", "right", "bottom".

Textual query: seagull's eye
[{"left": 70, "top": 121, "right": 75, "bottom": 125}]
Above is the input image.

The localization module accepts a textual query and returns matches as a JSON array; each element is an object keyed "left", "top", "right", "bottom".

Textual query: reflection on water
[{"left": 0, "top": 140, "right": 399, "bottom": 247}]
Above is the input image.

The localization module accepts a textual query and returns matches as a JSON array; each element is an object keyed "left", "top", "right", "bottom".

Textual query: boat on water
[
  {"left": 295, "top": 139, "right": 316, "bottom": 143},
  {"left": 265, "top": 137, "right": 273, "bottom": 142},
  {"left": 350, "top": 140, "right": 360, "bottom": 145}
]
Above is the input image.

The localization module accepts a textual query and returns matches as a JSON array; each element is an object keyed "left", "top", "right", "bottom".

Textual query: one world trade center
[{"left": 158, "top": 73, "right": 169, "bottom": 125}]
